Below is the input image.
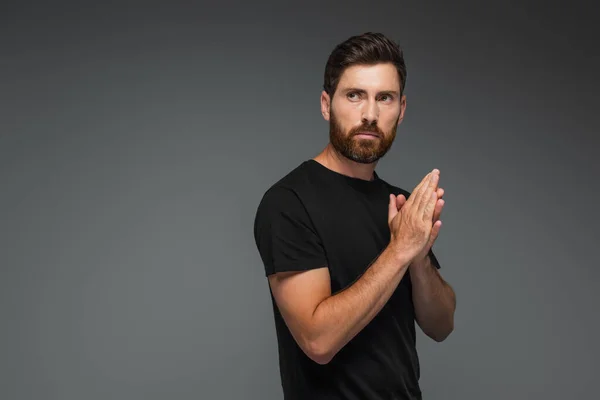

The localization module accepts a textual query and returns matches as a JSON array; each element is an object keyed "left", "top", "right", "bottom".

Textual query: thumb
[{"left": 388, "top": 194, "right": 398, "bottom": 224}]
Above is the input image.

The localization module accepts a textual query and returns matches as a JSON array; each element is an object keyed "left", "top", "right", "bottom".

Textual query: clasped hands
[{"left": 389, "top": 169, "right": 445, "bottom": 267}]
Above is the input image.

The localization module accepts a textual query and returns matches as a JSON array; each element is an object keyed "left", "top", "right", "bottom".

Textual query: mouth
[{"left": 355, "top": 132, "right": 381, "bottom": 139}]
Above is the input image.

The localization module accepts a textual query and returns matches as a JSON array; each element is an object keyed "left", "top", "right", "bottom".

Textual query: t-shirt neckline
[{"left": 305, "top": 159, "right": 383, "bottom": 191}]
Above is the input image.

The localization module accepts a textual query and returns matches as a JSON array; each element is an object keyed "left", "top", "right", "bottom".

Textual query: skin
[
  {"left": 267, "top": 63, "right": 456, "bottom": 365},
  {"left": 315, "top": 63, "right": 405, "bottom": 180}
]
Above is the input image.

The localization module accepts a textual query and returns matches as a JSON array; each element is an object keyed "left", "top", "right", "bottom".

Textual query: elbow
[
  {"left": 430, "top": 328, "right": 453, "bottom": 342},
  {"left": 303, "top": 338, "right": 335, "bottom": 365},
  {"left": 429, "top": 320, "right": 454, "bottom": 343},
  {"left": 420, "top": 312, "right": 454, "bottom": 342}
]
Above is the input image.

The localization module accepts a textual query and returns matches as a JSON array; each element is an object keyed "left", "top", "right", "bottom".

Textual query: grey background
[{"left": 1, "top": 1, "right": 598, "bottom": 399}]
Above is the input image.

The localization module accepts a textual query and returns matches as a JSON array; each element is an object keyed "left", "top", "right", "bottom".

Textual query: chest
[{"left": 308, "top": 188, "right": 395, "bottom": 292}]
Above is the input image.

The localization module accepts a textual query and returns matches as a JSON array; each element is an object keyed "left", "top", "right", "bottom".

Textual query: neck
[{"left": 313, "top": 143, "right": 378, "bottom": 181}]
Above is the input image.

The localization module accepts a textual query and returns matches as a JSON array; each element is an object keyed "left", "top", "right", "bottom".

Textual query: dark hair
[{"left": 323, "top": 32, "right": 407, "bottom": 97}]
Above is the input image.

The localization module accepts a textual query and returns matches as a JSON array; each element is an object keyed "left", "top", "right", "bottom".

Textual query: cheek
[
  {"left": 334, "top": 111, "right": 359, "bottom": 129},
  {"left": 382, "top": 110, "right": 401, "bottom": 126},
  {"left": 338, "top": 106, "right": 360, "bottom": 120},
  {"left": 332, "top": 99, "right": 366, "bottom": 130}
]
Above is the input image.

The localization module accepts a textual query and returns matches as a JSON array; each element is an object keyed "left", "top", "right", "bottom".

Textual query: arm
[
  {"left": 393, "top": 172, "right": 455, "bottom": 341},
  {"left": 256, "top": 179, "right": 435, "bottom": 365},
  {"left": 269, "top": 243, "right": 412, "bottom": 365},
  {"left": 410, "top": 254, "right": 456, "bottom": 342}
]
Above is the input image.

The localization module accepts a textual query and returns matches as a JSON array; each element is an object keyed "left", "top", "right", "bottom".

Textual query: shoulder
[
  {"left": 253, "top": 161, "right": 316, "bottom": 231},
  {"left": 253, "top": 162, "right": 328, "bottom": 276},
  {"left": 255, "top": 161, "right": 312, "bottom": 211}
]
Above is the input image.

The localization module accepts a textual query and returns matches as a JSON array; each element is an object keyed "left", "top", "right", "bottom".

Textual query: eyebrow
[{"left": 342, "top": 87, "right": 400, "bottom": 96}]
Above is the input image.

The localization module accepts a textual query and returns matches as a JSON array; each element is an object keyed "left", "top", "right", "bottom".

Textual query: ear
[
  {"left": 397, "top": 94, "right": 407, "bottom": 126},
  {"left": 320, "top": 90, "right": 331, "bottom": 121}
]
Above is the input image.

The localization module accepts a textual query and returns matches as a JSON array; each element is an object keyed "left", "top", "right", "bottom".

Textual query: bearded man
[{"left": 253, "top": 32, "right": 456, "bottom": 400}]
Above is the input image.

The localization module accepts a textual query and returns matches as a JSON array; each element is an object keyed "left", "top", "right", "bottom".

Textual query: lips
[{"left": 355, "top": 132, "right": 381, "bottom": 138}]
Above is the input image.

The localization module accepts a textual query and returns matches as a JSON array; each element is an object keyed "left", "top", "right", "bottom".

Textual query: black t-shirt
[{"left": 253, "top": 159, "right": 441, "bottom": 400}]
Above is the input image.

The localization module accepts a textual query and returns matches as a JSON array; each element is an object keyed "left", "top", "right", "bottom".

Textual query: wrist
[
  {"left": 410, "top": 253, "right": 431, "bottom": 270},
  {"left": 387, "top": 240, "right": 416, "bottom": 268}
]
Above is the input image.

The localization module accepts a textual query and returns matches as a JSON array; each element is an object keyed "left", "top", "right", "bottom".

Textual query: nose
[{"left": 361, "top": 98, "right": 378, "bottom": 125}]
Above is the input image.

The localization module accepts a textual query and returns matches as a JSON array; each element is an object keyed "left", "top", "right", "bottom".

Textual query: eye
[
  {"left": 379, "top": 94, "right": 394, "bottom": 102},
  {"left": 347, "top": 92, "right": 361, "bottom": 101}
]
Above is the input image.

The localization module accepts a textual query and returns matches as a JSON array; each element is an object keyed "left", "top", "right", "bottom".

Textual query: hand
[
  {"left": 395, "top": 188, "right": 444, "bottom": 224},
  {"left": 394, "top": 173, "right": 445, "bottom": 264},
  {"left": 388, "top": 169, "right": 443, "bottom": 263}
]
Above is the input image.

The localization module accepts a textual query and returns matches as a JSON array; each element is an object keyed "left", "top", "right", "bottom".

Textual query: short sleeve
[{"left": 253, "top": 187, "right": 328, "bottom": 276}]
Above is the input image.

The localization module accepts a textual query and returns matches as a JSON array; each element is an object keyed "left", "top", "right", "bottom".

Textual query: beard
[{"left": 329, "top": 110, "right": 398, "bottom": 164}]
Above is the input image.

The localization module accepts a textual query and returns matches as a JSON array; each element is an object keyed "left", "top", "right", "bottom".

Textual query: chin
[{"left": 348, "top": 153, "right": 383, "bottom": 164}]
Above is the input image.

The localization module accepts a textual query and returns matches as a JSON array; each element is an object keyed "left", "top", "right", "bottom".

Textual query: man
[{"left": 253, "top": 32, "right": 456, "bottom": 400}]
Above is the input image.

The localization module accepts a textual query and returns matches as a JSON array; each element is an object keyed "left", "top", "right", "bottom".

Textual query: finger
[
  {"left": 419, "top": 170, "right": 439, "bottom": 214},
  {"left": 408, "top": 172, "right": 432, "bottom": 205},
  {"left": 396, "top": 194, "right": 406, "bottom": 210},
  {"left": 420, "top": 170, "right": 439, "bottom": 211},
  {"left": 420, "top": 219, "right": 441, "bottom": 257},
  {"left": 423, "top": 189, "right": 438, "bottom": 221},
  {"left": 433, "top": 199, "right": 445, "bottom": 222},
  {"left": 437, "top": 187, "right": 444, "bottom": 199},
  {"left": 428, "top": 220, "right": 442, "bottom": 245},
  {"left": 388, "top": 194, "right": 398, "bottom": 225},
  {"left": 410, "top": 172, "right": 431, "bottom": 208}
]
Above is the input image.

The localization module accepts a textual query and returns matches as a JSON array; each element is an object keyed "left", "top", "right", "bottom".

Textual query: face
[{"left": 321, "top": 63, "right": 406, "bottom": 164}]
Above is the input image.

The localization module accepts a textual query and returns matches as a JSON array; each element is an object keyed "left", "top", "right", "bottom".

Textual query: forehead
[{"left": 336, "top": 63, "right": 400, "bottom": 92}]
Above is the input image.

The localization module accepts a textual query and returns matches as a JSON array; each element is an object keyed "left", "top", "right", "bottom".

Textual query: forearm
[
  {"left": 310, "top": 244, "right": 411, "bottom": 363},
  {"left": 410, "top": 255, "right": 456, "bottom": 341}
]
